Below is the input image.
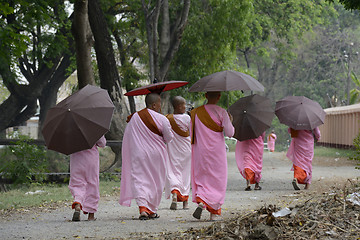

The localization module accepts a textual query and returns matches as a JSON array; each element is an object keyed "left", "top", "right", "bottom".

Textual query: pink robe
[
  {"left": 191, "top": 104, "right": 234, "bottom": 211},
  {"left": 68, "top": 136, "right": 106, "bottom": 213},
  {"left": 235, "top": 132, "right": 265, "bottom": 183},
  {"left": 119, "top": 109, "right": 173, "bottom": 213},
  {"left": 165, "top": 114, "right": 191, "bottom": 199},
  {"left": 267, "top": 133, "right": 277, "bottom": 151},
  {"left": 286, "top": 127, "right": 321, "bottom": 184}
]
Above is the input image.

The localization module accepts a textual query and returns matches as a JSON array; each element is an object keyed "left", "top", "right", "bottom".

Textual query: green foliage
[
  {"left": 349, "top": 132, "right": 360, "bottom": 169},
  {"left": 0, "top": 135, "right": 48, "bottom": 185},
  {"left": 350, "top": 71, "right": 360, "bottom": 104},
  {"left": 168, "top": 0, "right": 253, "bottom": 100},
  {"left": 99, "top": 172, "right": 120, "bottom": 182},
  {"left": 328, "top": 0, "right": 360, "bottom": 10}
]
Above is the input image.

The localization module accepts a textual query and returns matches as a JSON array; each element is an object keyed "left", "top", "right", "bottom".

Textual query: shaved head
[
  {"left": 171, "top": 96, "right": 186, "bottom": 108},
  {"left": 145, "top": 93, "right": 161, "bottom": 107},
  {"left": 205, "top": 91, "right": 221, "bottom": 99}
]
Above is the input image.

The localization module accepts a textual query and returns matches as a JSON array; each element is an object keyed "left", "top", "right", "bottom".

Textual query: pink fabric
[
  {"left": 165, "top": 114, "right": 191, "bottom": 199},
  {"left": 68, "top": 136, "right": 106, "bottom": 213},
  {"left": 119, "top": 109, "right": 173, "bottom": 213},
  {"left": 191, "top": 104, "right": 234, "bottom": 211},
  {"left": 286, "top": 127, "right": 321, "bottom": 184},
  {"left": 235, "top": 132, "right": 265, "bottom": 183},
  {"left": 267, "top": 133, "right": 277, "bottom": 151}
]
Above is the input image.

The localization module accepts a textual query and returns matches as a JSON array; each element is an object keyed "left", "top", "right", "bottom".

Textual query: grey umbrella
[
  {"left": 42, "top": 84, "right": 114, "bottom": 155},
  {"left": 228, "top": 94, "right": 274, "bottom": 141},
  {"left": 188, "top": 70, "right": 264, "bottom": 92},
  {"left": 275, "top": 96, "right": 326, "bottom": 130}
]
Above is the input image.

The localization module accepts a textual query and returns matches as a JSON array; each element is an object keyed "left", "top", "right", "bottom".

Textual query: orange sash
[
  {"left": 190, "top": 105, "right": 223, "bottom": 144},
  {"left": 127, "top": 108, "right": 162, "bottom": 137},
  {"left": 290, "top": 128, "right": 298, "bottom": 138},
  {"left": 166, "top": 114, "right": 190, "bottom": 137}
]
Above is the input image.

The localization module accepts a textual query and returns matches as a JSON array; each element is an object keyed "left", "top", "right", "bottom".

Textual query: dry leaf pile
[{"left": 129, "top": 179, "right": 360, "bottom": 240}]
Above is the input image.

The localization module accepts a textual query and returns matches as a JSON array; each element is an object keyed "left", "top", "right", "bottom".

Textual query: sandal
[
  {"left": 72, "top": 210, "right": 80, "bottom": 222},
  {"left": 245, "top": 186, "right": 251, "bottom": 191},
  {"left": 292, "top": 179, "right": 300, "bottom": 191},
  {"left": 139, "top": 212, "right": 149, "bottom": 220},
  {"left": 149, "top": 213, "right": 160, "bottom": 219},
  {"left": 254, "top": 186, "right": 262, "bottom": 190},
  {"left": 192, "top": 204, "right": 203, "bottom": 219}
]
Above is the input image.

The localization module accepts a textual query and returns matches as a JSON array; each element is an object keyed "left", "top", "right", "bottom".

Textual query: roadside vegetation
[{"left": 0, "top": 181, "right": 120, "bottom": 210}]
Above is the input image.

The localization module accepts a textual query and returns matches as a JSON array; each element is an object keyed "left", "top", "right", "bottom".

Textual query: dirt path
[{"left": 0, "top": 152, "right": 358, "bottom": 240}]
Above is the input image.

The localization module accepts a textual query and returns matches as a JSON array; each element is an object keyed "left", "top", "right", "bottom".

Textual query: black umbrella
[{"left": 228, "top": 94, "right": 274, "bottom": 141}]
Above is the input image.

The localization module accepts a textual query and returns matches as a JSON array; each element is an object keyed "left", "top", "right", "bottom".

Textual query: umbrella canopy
[
  {"left": 188, "top": 70, "right": 265, "bottom": 92},
  {"left": 228, "top": 94, "right": 274, "bottom": 141},
  {"left": 125, "top": 80, "right": 188, "bottom": 96},
  {"left": 275, "top": 96, "right": 326, "bottom": 130},
  {"left": 42, "top": 84, "right": 114, "bottom": 155}
]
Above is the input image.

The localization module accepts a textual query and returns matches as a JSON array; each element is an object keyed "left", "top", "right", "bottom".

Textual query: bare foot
[
  {"left": 88, "top": 213, "right": 96, "bottom": 221},
  {"left": 170, "top": 193, "right": 177, "bottom": 210},
  {"left": 304, "top": 183, "right": 310, "bottom": 190},
  {"left": 254, "top": 183, "right": 262, "bottom": 190}
]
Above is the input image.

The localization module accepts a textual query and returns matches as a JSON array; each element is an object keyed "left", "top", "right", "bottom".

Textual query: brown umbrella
[
  {"left": 275, "top": 96, "right": 326, "bottom": 130},
  {"left": 125, "top": 80, "right": 188, "bottom": 96},
  {"left": 228, "top": 94, "right": 274, "bottom": 141},
  {"left": 41, "top": 84, "right": 114, "bottom": 155},
  {"left": 188, "top": 70, "right": 264, "bottom": 92}
]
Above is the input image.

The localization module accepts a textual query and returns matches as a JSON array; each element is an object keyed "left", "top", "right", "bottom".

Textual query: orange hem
[
  {"left": 196, "top": 197, "right": 221, "bottom": 215},
  {"left": 171, "top": 189, "right": 189, "bottom": 202},
  {"left": 244, "top": 168, "right": 256, "bottom": 184},
  {"left": 139, "top": 206, "right": 154, "bottom": 215},
  {"left": 293, "top": 164, "right": 307, "bottom": 184},
  {"left": 72, "top": 202, "right": 82, "bottom": 210}
]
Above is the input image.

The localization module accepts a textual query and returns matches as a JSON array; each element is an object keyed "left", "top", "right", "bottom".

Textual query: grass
[
  {"left": 0, "top": 181, "right": 120, "bottom": 210},
  {"left": 314, "top": 146, "right": 356, "bottom": 158}
]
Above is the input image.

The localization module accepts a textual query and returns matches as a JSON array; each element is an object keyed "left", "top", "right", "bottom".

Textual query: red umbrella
[
  {"left": 125, "top": 81, "right": 189, "bottom": 96},
  {"left": 42, "top": 85, "right": 114, "bottom": 155},
  {"left": 275, "top": 96, "right": 326, "bottom": 130}
]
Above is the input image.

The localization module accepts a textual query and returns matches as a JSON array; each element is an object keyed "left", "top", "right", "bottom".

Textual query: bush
[
  {"left": 0, "top": 135, "right": 48, "bottom": 185},
  {"left": 349, "top": 132, "right": 360, "bottom": 169}
]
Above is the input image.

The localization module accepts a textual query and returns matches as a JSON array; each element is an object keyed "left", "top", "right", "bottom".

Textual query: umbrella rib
[{"left": 71, "top": 112, "right": 110, "bottom": 145}]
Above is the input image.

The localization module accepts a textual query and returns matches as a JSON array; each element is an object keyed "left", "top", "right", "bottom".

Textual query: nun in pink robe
[
  {"left": 267, "top": 131, "right": 277, "bottom": 152},
  {"left": 286, "top": 127, "right": 321, "bottom": 189},
  {"left": 69, "top": 135, "right": 106, "bottom": 216},
  {"left": 235, "top": 132, "right": 265, "bottom": 191},
  {"left": 165, "top": 113, "right": 192, "bottom": 208},
  {"left": 119, "top": 107, "right": 173, "bottom": 217},
  {"left": 191, "top": 95, "right": 234, "bottom": 220}
]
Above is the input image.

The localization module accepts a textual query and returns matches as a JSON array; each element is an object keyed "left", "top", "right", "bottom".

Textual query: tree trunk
[
  {"left": 72, "top": 0, "right": 95, "bottom": 88},
  {"left": 160, "top": 0, "right": 170, "bottom": 60},
  {"left": 38, "top": 52, "right": 74, "bottom": 139},
  {"left": 112, "top": 30, "right": 138, "bottom": 114},
  {"left": 88, "top": 0, "right": 130, "bottom": 168},
  {"left": 142, "top": 0, "right": 162, "bottom": 82}
]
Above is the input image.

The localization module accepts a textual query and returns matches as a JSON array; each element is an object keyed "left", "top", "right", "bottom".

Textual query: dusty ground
[{"left": 0, "top": 151, "right": 358, "bottom": 240}]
